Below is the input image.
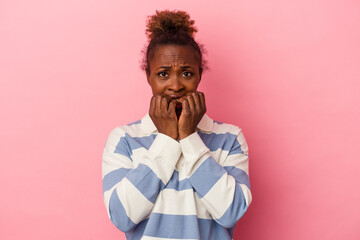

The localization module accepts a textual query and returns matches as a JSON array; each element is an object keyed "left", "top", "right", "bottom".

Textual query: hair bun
[{"left": 146, "top": 10, "right": 197, "bottom": 41}]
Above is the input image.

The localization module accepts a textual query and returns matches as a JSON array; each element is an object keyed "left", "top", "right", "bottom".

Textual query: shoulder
[
  {"left": 106, "top": 117, "right": 145, "bottom": 143},
  {"left": 209, "top": 117, "right": 243, "bottom": 136},
  {"left": 208, "top": 117, "right": 248, "bottom": 147},
  {"left": 208, "top": 118, "right": 249, "bottom": 155}
]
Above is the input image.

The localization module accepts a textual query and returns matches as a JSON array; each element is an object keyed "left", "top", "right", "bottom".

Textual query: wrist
[
  {"left": 159, "top": 130, "right": 178, "bottom": 140},
  {"left": 179, "top": 130, "right": 195, "bottom": 140}
]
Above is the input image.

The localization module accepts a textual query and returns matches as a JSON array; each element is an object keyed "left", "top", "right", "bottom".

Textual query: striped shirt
[{"left": 102, "top": 113, "right": 252, "bottom": 240}]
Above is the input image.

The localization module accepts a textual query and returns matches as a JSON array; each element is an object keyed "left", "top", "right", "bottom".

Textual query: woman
[{"left": 102, "top": 10, "right": 252, "bottom": 240}]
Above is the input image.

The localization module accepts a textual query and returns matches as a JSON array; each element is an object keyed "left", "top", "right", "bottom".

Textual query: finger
[
  {"left": 192, "top": 92, "right": 201, "bottom": 110},
  {"left": 177, "top": 97, "right": 185, "bottom": 104},
  {"left": 182, "top": 99, "right": 190, "bottom": 115},
  {"left": 155, "top": 95, "right": 162, "bottom": 115},
  {"left": 198, "top": 91, "right": 206, "bottom": 109},
  {"left": 161, "top": 96, "right": 168, "bottom": 113},
  {"left": 186, "top": 94, "right": 195, "bottom": 111},
  {"left": 161, "top": 94, "right": 172, "bottom": 103},
  {"left": 168, "top": 100, "right": 177, "bottom": 118}
]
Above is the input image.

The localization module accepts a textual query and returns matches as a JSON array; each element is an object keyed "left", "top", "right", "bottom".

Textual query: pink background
[{"left": 1, "top": 0, "right": 359, "bottom": 239}]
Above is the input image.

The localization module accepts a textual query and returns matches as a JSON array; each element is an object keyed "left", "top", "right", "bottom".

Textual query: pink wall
[{"left": 1, "top": 0, "right": 359, "bottom": 239}]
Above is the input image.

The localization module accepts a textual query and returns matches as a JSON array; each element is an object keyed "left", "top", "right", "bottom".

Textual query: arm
[
  {"left": 102, "top": 95, "right": 181, "bottom": 232},
  {"left": 180, "top": 129, "right": 252, "bottom": 228},
  {"left": 102, "top": 128, "right": 181, "bottom": 232}
]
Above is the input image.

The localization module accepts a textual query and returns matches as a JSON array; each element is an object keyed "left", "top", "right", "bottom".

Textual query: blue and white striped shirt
[{"left": 102, "top": 113, "right": 252, "bottom": 239}]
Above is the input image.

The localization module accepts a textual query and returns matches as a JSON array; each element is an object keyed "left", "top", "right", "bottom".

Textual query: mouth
[
  {"left": 166, "top": 95, "right": 183, "bottom": 113},
  {"left": 168, "top": 95, "right": 183, "bottom": 105},
  {"left": 175, "top": 103, "right": 182, "bottom": 118},
  {"left": 175, "top": 102, "right": 182, "bottom": 109},
  {"left": 169, "top": 94, "right": 182, "bottom": 99},
  {"left": 174, "top": 98, "right": 182, "bottom": 116},
  {"left": 174, "top": 97, "right": 183, "bottom": 110}
]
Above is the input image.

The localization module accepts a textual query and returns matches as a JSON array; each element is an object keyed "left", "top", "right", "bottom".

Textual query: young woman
[{"left": 102, "top": 10, "right": 252, "bottom": 240}]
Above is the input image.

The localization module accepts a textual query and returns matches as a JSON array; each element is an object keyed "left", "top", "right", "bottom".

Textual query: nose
[{"left": 168, "top": 75, "right": 184, "bottom": 92}]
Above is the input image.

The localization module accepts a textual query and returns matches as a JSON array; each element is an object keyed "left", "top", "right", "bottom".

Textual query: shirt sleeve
[
  {"left": 179, "top": 129, "right": 252, "bottom": 228},
  {"left": 102, "top": 128, "right": 181, "bottom": 232}
]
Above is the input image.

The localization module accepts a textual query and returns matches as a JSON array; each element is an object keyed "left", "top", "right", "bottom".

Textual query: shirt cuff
[
  {"left": 142, "top": 133, "right": 181, "bottom": 184},
  {"left": 179, "top": 132, "right": 210, "bottom": 176}
]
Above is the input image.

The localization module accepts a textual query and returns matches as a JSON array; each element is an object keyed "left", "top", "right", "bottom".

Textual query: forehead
[{"left": 151, "top": 45, "right": 200, "bottom": 67}]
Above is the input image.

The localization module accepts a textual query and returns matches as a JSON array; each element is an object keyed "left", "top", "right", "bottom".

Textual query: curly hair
[{"left": 141, "top": 10, "right": 207, "bottom": 73}]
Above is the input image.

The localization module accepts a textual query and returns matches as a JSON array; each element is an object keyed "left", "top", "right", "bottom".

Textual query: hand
[
  {"left": 149, "top": 95, "right": 178, "bottom": 140},
  {"left": 178, "top": 92, "right": 206, "bottom": 140}
]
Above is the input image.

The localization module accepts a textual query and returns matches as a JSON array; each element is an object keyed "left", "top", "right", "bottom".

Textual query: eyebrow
[{"left": 156, "top": 66, "right": 193, "bottom": 70}]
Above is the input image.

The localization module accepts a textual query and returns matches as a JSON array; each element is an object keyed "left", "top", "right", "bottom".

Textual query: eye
[
  {"left": 157, "top": 72, "right": 168, "bottom": 78},
  {"left": 182, "top": 71, "right": 193, "bottom": 78}
]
